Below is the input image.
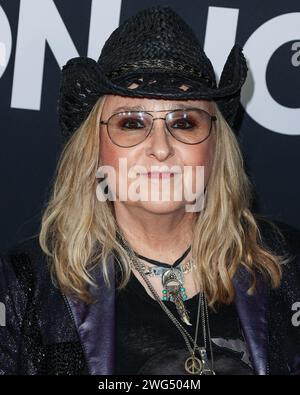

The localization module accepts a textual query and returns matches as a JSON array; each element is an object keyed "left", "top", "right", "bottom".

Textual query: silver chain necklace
[{"left": 117, "top": 231, "right": 215, "bottom": 375}]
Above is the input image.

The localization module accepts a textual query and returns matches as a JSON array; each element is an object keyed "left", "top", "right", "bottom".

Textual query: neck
[{"left": 114, "top": 202, "right": 197, "bottom": 264}]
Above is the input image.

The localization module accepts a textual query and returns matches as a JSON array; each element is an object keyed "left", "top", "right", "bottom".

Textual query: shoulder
[
  {"left": 254, "top": 217, "right": 300, "bottom": 372},
  {"left": 0, "top": 236, "right": 51, "bottom": 294},
  {"left": 255, "top": 214, "right": 300, "bottom": 283},
  {"left": 254, "top": 215, "right": 300, "bottom": 304},
  {"left": 0, "top": 236, "right": 50, "bottom": 343},
  {"left": 254, "top": 214, "right": 300, "bottom": 258},
  {"left": 255, "top": 214, "right": 300, "bottom": 279}
]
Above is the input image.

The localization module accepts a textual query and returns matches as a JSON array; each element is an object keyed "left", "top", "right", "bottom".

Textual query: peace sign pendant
[
  {"left": 184, "top": 349, "right": 216, "bottom": 375},
  {"left": 184, "top": 356, "right": 203, "bottom": 374}
]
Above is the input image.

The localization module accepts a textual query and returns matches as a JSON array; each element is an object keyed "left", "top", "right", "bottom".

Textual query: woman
[{"left": 0, "top": 5, "right": 299, "bottom": 375}]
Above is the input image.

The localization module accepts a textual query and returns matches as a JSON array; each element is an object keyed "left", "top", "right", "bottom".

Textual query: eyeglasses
[{"left": 100, "top": 108, "right": 217, "bottom": 148}]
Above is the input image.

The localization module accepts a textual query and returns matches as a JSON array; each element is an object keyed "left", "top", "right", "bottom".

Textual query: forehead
[{"left": 102, "top": 95, "right": 214, "bottom": 114}]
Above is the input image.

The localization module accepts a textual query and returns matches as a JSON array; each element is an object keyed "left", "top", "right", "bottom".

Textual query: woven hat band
[{"left": 107, "top": 59, "right": 212, "bottom": 83}]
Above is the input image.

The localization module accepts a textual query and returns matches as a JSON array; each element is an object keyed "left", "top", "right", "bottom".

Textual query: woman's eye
[
  {"left": 172, "top": 119, "right": 195, "bottom": 129},
  {"left": 122, "top": 119, "right": 145, "bottom": 129}
]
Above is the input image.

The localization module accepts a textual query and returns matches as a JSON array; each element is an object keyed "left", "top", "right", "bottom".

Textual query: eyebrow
[{"left": 113, "top": 104, "right": 199, "bottom": 112}]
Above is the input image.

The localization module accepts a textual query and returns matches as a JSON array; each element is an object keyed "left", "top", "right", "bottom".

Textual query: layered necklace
[
  {"left": 116, "top": 231, "right": 215, "bottom": 375},
  {"left": 135, "top": 245, "right": 195, "bottom": 326}
]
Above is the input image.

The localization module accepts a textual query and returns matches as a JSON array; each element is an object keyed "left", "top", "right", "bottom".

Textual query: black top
[
  {"left": 114, "top": 259, "right": 254, "bottom": 375},
  {"left": 0, "top": 217, "right": 299, "bottom": 375}
]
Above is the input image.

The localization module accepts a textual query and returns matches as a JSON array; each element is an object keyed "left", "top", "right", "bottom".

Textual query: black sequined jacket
[{"left": 0, "top": 218, "right": 300, "bottom": 375}]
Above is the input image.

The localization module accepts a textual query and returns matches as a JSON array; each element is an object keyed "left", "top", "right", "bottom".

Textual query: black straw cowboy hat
[{"left": 58, "top": 5, "right": 248, "bottom": 141}]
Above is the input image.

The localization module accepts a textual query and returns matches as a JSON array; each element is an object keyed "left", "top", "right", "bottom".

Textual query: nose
[{"left": 144, "top": 117, "right": 175, "bottom": 161}]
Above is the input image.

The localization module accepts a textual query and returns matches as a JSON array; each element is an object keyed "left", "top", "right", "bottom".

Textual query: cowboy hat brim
[{"left": 58, "top": 44, "right": 248, "bottom": 140}]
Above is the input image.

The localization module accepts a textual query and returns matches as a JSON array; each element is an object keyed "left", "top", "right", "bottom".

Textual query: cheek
[
  {"left": 99, "top": 130, "right": 122, "bottom": 168},
  {"left": 181, "top": 142, "right": 214, "bottom": 168},
  {"left": 99, "top": 132, "right": 139, "bottom": 188},
  {"left": 100, "top": 146, "right": 120, "bottom": 168},
  {"left": 99, "top": 128, "right": 143, "bottom": 170},
  {"left": 180, "top": 142, "right": 215, "bottom": 189}
]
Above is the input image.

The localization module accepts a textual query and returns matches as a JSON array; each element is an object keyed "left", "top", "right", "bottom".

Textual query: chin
[{"left": 129, "top": 200, "right": 190, "bottom": 215}]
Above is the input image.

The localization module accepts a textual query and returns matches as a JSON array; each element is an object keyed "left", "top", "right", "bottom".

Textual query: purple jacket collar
[
  {"left": 65, "top": 254, "right": 270, "bottom": 375},
  {"left": 232, "top": 268, "right": 270, "bottom": 375},
  {"left": 66, "top": 253, "right": 116, "bottom": 375}
]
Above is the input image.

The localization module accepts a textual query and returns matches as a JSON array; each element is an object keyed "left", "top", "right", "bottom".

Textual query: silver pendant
[
  {"left": 199, "top": 348, "right": 216, "bottom": 375},
  {"left": 162, "top": 267, "right": 183, "bottom": 285},
  {"left": 162, "top": 268, "right": 191, "bottom": 326}
]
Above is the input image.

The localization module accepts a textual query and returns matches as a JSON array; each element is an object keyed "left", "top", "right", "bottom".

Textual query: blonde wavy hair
[{"left": 39, "top": 95, "right": 292, "bottom": 306}]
